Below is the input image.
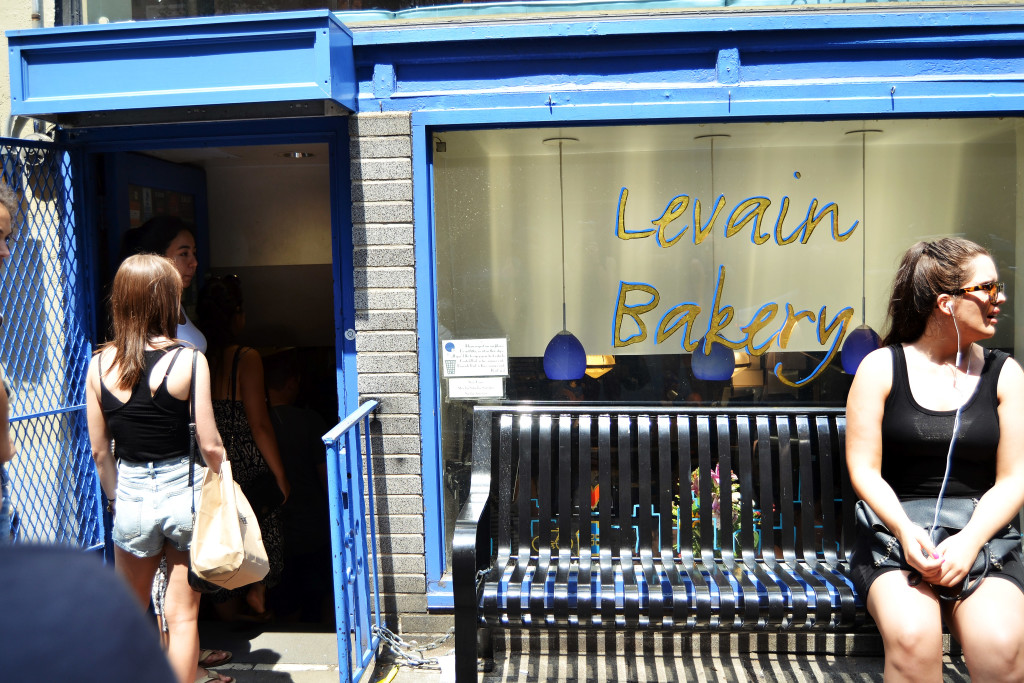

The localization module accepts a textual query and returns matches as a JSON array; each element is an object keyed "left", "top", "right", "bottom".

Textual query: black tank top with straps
[
  {"left": 99, "top": 345, "right": 191, "bottom": 464},
  {"left": 880, "top": 344, "right": 1008, "bottom": 499}
]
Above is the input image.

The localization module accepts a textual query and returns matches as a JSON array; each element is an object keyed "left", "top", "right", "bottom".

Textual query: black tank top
[
  {"left": 880, "top": 344, "right": 1008, "bottom": 499},
  {"left": 99, "top": 345, "right": 191, "bottom": 464}
]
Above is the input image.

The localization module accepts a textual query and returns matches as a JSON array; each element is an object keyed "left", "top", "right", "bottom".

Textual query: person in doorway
[
  {"left": 847, "top": 238, "right": 1024, "bottom": 681},
  {"left": 198, "top": 274, "right": 289, "bottom": 621},
  {"left": 121, "top": 216, "right": 232, "bottom": 682},
  {"left": 0, "top": 181, "right": 17, "bottom": 544},
  {"left": 122, "top": 216, "right": 206, "bottom": 351},
  {"left": 264, "top": 349, "right": 333, "bottom": 623},
  {"left": 86, "top": 254, "right": 226, "bottom": 683}
]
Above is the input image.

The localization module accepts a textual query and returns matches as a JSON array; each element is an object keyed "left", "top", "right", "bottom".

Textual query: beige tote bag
[{"left": 190, "top": 460, "right": 270, "bottom": 589}]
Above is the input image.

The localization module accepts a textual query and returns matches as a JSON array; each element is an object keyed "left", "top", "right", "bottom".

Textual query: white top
[{"left": 176, "top": 308, "right": 207, "bottom": 353}]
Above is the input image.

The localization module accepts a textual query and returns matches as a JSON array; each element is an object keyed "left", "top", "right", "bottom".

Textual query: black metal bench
[{"left": 452, "top": 405, "right": 869, "bottom": 682}]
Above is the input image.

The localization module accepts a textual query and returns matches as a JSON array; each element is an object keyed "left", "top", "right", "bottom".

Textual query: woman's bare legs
[
  {"left": 246, "top": 582, "right": 267, "bottom": 615},
  {"left": 946, "top": 577, "right": 1024, "bottom": 683},
  {"left": 162, "top": 543, "right": 201, "bottom": 683},
  {"left": 867, "top": 570, "right": 944, "bottom": 682}
]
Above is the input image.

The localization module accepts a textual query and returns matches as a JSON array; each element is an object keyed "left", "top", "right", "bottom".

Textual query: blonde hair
[{"left": 103, "top": 254, "right": 182, "bottom": 390}]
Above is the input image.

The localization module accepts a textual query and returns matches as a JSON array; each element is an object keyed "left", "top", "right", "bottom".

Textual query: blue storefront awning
[{"left": 6, "top": 10, "right": 356, "bottom": 125}]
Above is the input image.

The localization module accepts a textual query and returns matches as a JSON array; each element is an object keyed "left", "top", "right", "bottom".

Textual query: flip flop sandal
[
  {"left": 194, "top": 669, "right": 234, "bottom": 683},
  {"left": 198, "top": 649, "right": 232, "bottom": 667}
]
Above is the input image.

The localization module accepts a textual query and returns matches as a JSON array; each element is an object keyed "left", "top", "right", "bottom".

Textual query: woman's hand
[
  {"left": 276, "top": 473, "right": 291, "bottom": 505},
  {"left": 898, "top": 524, "right": 944, "bottom": 580},
  {"left": 932, "top": 531, "right": 984, "bottom": 588}
]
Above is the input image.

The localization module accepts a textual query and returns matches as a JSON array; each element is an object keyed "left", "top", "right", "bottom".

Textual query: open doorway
[{"left": 98, "top": 142, "right": 339, "bottom": 628}]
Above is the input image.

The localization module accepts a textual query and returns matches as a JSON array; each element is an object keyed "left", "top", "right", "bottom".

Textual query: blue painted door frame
[{"left": 61, "top": 117, "right": 359, "bottom": 423}]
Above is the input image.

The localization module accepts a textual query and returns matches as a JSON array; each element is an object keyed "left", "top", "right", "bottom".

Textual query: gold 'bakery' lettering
[{"left": 612, "top": 266, "right": 854, "bottom": 385}]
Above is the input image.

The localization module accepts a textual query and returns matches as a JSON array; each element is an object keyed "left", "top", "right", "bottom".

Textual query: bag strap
[
  {"left": 229, "top": 346, "right": 246, "bottom": 419},
  {"left": 189, "top": 349, "right": 198, "bottom": 517},
  {"left": 942, "top": 543, "right": 991, "bottom": 602}
]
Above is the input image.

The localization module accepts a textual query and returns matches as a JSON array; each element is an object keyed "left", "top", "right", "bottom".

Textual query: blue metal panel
[
  {"left": 7, "top": 10, "right": 356, "bottom": 117},
  {"left": 350, "top": 8, "right": 1024, "bottom": 45},
  {"left": 352, "top": 9, "right": 1024, "bottom": 121}
]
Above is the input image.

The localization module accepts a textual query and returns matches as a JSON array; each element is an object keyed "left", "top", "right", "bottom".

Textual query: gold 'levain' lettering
[
  {"left": 617, "top": 188, "right": 656, "bottom": 240},
  {"left": 654, "top": 195, "right": 691, "bottom": 247},
  {"left": 616, "top": 187, "right": 858, "bottom": 246}
]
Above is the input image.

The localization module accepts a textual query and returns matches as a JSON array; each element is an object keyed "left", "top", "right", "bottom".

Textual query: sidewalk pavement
[{"left": 198, "top": 621, "right": 972, "bottom": 682}]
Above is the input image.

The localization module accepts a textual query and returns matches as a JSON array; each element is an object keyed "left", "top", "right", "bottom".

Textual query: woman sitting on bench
[{"left": 847, "top": 237, "right": 1024, "bottom": 682}]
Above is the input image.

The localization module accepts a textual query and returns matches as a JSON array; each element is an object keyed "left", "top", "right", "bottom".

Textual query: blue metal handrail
[{"left": 322, "top": 400, "right": 382, "bottom": 683}]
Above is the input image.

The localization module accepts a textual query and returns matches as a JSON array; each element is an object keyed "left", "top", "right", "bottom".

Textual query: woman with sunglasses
[{"left": 847, "top": 237, "right": 1024, "bottom": 681}]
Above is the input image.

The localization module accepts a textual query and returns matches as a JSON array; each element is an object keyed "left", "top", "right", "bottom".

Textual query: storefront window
[{"left": 432, "top": 117, "right": 1020, "bottom": 569}]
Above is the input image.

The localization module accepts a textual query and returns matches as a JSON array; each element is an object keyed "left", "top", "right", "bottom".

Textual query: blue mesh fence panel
[{"left": 0, "top": 139, "right": 97, "bottom": 547}]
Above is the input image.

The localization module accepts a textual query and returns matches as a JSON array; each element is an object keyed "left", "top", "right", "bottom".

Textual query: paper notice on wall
[
  {"left": 448, "top": 376, "right": 505, "bottom": 399},
  {"left": 441, "top": 338, "right": 508, "bottom": 377}
]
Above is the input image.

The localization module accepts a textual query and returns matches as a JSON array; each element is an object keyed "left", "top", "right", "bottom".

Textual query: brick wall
[{"left": 350, "top": 112, "right": 451, "bottom": 634}]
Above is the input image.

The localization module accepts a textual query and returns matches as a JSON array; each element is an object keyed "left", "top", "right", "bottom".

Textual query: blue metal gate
[
  {"left": 322, "top": 400, "right": 382, "bottom": 683},
  {"left": 0, "top": 137, "right": 97, "bottom": 548}
]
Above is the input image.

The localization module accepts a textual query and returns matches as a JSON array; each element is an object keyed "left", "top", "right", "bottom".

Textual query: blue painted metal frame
[
  {"left": 0, "top": 137, "right": 98, "bottom": 549},
  {"left": 322, "top": 400, "right": 382, "bottom": 683},
  {"left": 7, "top": 10, "right": 356, "bottom": 117}
]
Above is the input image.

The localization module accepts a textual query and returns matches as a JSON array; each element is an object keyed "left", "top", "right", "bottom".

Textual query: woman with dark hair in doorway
[
  {"left": 121, "top": 216, "right": 206, "bottom": 352},
  {"left": 847, "top": 238, "right": 1024, "bottom": 681},
  {"left": 86, "top": 254, "right": 226, "bottom": 683},
  {"left": 199, "top": 274, "right": 289, "bottom": 621}
]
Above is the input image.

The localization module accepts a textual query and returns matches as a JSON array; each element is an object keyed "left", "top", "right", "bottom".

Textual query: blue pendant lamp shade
[
  {"left": 542, "top": 137, "right": 586, "bottom": 381},
  {"left": 691, "top": 337, "right": 735, "bottom": 381},
  {"left": 841, "top": 324, "right": 881, "bottom": 375},
  {"left": 544, "top": 330, "right": 587, "bottom": 380}
]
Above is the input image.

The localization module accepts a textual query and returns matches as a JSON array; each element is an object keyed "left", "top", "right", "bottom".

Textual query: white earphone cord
[{"left": 930, "top": 306, "right": 969, "bottom": 538}]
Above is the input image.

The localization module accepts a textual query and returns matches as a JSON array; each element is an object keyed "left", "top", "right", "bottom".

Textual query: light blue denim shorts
[{"left": 113, "top": 456, "right": 201, "bottom": 558}]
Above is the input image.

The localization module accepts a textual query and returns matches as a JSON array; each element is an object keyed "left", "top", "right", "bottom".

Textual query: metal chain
[{"left": 373, "top": 624, "right": 454, "bottom": 669}]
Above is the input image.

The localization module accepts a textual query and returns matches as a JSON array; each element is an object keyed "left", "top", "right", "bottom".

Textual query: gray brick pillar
[{"left": 350, "top": 113, "right": 450, "bottom": 635}]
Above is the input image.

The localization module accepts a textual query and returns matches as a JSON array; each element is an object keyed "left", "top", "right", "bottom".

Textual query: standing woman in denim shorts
[{"left": 86, "top": 254, "right": 226, "bottom": 683}]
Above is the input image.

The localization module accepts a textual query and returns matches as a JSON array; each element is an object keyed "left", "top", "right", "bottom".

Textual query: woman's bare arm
[
  {"left": 237, "top": 348, "right": 290, "bottom": 503},
  {"left": 846, "top": 346, "right": 943, "bottom": 577}
]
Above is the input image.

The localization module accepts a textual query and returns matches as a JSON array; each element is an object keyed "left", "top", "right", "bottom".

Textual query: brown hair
[
  {"left": 882, "top": 237, "right": 990, "bottom": 346},
  {"left": 0, "top": 181, "right": 17, "bottom": 220},
  {"left": 103, "top": 254, "right": 182, "bottom": 390}
]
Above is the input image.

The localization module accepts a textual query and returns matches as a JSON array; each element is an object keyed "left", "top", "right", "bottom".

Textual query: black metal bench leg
[
  {"left": 479, "top": 625, "right": 494, "bottom": 672},
  {"left": 455, "top": 615, "right": 479, "bottom": 682}
]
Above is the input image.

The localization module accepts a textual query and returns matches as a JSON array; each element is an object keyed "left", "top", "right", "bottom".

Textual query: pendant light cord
[
  {"left": 558, "top": 141, "right": 568, "bottom": 332},
  {"left": 861, "top": 132, "right": 867, "bottom": 326}
]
